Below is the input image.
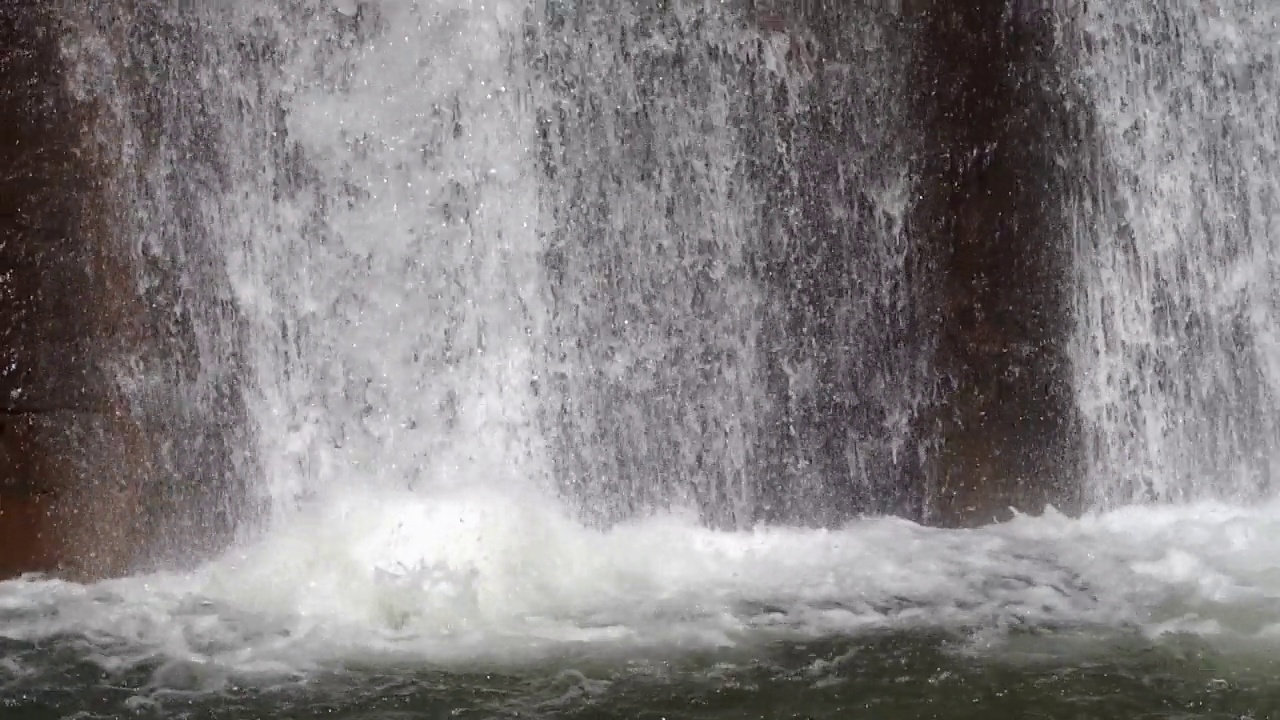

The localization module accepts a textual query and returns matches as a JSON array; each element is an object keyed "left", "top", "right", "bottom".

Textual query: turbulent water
[
  {"left": 7, "top": 499, "right": 1280, "bottom": 716},
  {"left": 6, "top": 0, "right": 1280, "bottom": 717}
]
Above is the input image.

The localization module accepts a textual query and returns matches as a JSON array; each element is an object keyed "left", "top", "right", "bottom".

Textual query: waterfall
[
  {"left": 16, "top": 3, "right": 1280, "bottom": 709},
  {"left": 56, "top": 0, "right": 927, "bottom": 538},
  {"left": 221, "top": 1, "right": 551, "bottom": 518},
  {"left": 535, "top": 3, "right": 770, "bottom": 527},
  {"left": 61, "top": 0, "right": 552, "bottom": 543},
  {"left": 1070, "top": 1, "right": 1280, "bottom": 507},
  {"left": 59, "top": 1, "right": 253, "bottom": 563},
  {"left": 63, "top": 0, "right": 1280, "bottom": 545},
  {"left": 536, "top": 3, "right": 922, "bottom": 526}
]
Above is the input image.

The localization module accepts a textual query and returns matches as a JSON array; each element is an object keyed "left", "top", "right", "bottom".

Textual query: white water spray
[
  {"left": 1071, "top": 1, "right": 1280, "bottom": 507},
  {"left": 209, "top": 0, "right": 552, "bottom": 520}
]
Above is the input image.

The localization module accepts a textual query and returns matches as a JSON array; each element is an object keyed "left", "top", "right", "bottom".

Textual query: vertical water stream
[
  {"left": 537, "top": 2, "right": 923, "bottom": 527},
  {"left": 58, "top": 0, "right": 928, "bottom": 534},
  {"left": 1070, "top": 1, "right": 1280, "bottom": 507}
]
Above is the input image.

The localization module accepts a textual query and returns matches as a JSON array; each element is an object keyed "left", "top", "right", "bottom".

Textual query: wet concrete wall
[
  {"left": 524, "top": 0, "right": 1085, "bottom": 527},
  {"left": 0, "top": 0, "right": 151, "bottom": 579},
  {"left": 752, "top": 0, "right": 1082, "bottom": 525},
  {"left": 2, "top": 0, "right": 254, "bottom": 580},
  {"left": 910, "top": 0, "right": 1082, "bottom": 524},
  {"left": 1, "top": 1, "right": 253, "bottom": 581},
  {"left": 1, "top": 0, "right": 1085, "bottom": 580},
  {"left": 536, "top": 1, "right": 932, "bottom": 527},
  {"left": 0, "top": 1, "right": 217, "bottom": 579},
  {"left": 746, "top": 1, "right": 929, "bottom": 524}
]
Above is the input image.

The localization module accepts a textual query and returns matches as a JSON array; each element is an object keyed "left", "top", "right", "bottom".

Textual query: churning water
[
  {"left": 5, "top": 0, "right": 1280, "bottom": 717},
  {"left": 8, "top": 499, "right": 1280, "bottom": 716}
]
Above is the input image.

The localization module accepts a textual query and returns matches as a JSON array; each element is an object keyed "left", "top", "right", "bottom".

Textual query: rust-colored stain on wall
[
  {"left": 0, "top": 492, "right": 58, "bottom": 579},
  {"left": 0, "top": 2, "right": 148, "bottom": 580}
]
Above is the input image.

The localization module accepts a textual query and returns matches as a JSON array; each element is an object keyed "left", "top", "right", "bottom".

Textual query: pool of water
[
  {"left": 6, "top": 489, "right": 1280, "bottom": 718},
  {"left": 5, "top": 626, "right": 1279, "bottom": 718}
]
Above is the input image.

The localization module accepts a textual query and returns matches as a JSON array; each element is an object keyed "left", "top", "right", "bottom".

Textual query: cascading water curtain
[
  {"left": 220, "top": 0, "right": 551, "bottom": 520},
  {"left": 536, "top": 1, "right": 921, "bottom": 527},
  {"left": 1070, "top": 1, "right": 1280, "bottom": 508},
  {"left": 63, "top": 0, "right": 927, "bottom": 540},
  {"left": 534, "top": 1, "right": 769, "bottom": 527},
  {"left": 66, "top": 0, "right": 550, "bottom": 532}
]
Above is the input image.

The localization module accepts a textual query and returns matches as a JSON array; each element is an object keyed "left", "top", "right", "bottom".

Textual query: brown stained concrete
[
  {"left": 1, "top": 1, "right": 149, "bottom": 580},
  {"left": 0, "top": 491, "right": 58, "bottom": 578},
  {"left": 911, "top": 1, "right": 1082, "bottom": 526},
  {"left": 737, "top": 1, "right": 1080, "bottom": 525}
]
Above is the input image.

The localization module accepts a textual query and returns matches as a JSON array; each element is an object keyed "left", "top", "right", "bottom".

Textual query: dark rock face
[
  {"left": 0, "top": 1, "right": 250, "bottom": 580},
  {"left": 910, "top": 0, "right": 1082, "bottom": 525},
  {"left": 0, "top": 0, "right": 149, "bottom": 579}
]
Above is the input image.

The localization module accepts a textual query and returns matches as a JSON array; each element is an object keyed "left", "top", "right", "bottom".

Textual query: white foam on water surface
[{"left": 6, "top": 489, "right": 1280, "bottom": 676}]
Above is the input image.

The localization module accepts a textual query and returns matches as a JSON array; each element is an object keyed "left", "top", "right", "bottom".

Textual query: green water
[{"left": 5, "top": 629, "right": 1279, "bottom": 719}]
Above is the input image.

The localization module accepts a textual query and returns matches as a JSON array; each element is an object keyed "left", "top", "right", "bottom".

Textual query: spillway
[{"left": 2, "top": 1, "right": 1280, "bottom": 717}]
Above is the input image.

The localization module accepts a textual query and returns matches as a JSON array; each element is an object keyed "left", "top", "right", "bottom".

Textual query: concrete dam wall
[{"left": 0, "top": 0, "right": 1084, "bottom": 578}]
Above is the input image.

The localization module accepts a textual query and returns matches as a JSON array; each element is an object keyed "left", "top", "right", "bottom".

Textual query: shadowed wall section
[
  {"left": 0, "top": 0, "right": 147, "bottom": 579},
  {"left": 911, "top": 0, "right": 1083, "bottom": 525},
  {"left": 0, "top": 1, "right": 249, "bottom": 580}
]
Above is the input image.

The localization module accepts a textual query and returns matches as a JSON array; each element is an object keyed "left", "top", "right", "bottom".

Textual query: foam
[{"left": 5, "top": 486, "right": 1280, "bottom": 676}]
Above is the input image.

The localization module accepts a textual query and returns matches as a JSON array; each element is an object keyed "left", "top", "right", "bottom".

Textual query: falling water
[
  {"left": 221, "top": 1, "right": 552, "bottom": 519},
  {"left": 535, "top": 3, "right": 769, "bottom": 527},
  {"left": 56, "top": 0, "right": 926, "bottom": 533},
  {"left": 56, "top": 0, "right": 1280, "bottom": 540},
  {"left": 63, "top": 0, "right": 555, "bottom": 531},
  {"left": 59, "top": 1, "right": 253, "bottom": 563},
  {"left": 1070, "top": 0, "right": 1280, "bottom": 508},
  {"left": 536, "top": 2, "right": 922, "bottom": 527}
]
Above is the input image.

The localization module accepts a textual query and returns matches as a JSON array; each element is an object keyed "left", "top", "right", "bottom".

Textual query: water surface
[{"left": 6, "top": 492, "right": 1280, "bottom": 718}]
